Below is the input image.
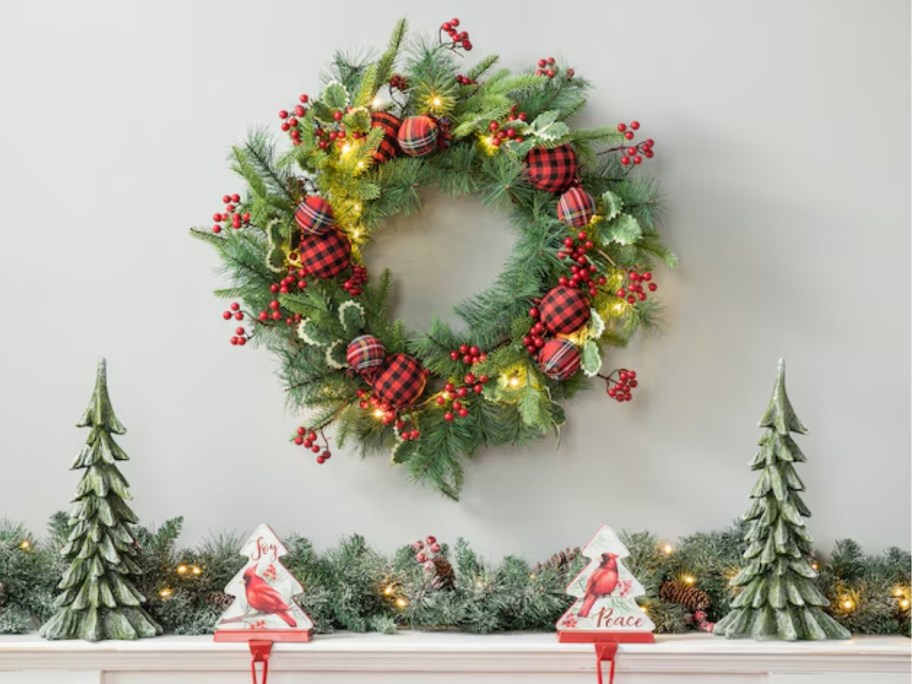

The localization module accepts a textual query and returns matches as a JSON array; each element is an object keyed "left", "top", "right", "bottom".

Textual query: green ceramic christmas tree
[
  {"left": 714, "top": 359, "right": 849, "bottom": 641},
  {"left": 40, "top": 359, "right": 162, "bottom": 641}
]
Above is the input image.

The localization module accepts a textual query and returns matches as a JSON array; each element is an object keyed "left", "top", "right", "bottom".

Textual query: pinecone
[
  {"left": 659, "top": 580, "right": 711, "bottom": 612},
  {"left": 431, "top": 555, "right": 455, "bottom": 591},
  {"left": 533, "top": 547, "right": 581, "bottom": 576},
  {"left": 206, "top": 591, "right": 235, "bottom": 610}
]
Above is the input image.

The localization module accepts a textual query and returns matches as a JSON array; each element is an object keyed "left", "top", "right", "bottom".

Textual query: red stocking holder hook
[{"left": 248, "top": 640, "right": 273, "bottom": 684}]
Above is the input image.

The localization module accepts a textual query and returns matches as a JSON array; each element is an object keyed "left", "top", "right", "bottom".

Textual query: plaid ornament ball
[
  {"left": 298, "top": 229, "right": 351, "bottom": 279},
  {"left": 373, "top": 353, "right": 427, "bottom": 407},
  {"left": 397, "top": 115, "right": 438, "bottom": 157},
  {"left": 346, "top": 334, "right": 386, "bottom": 374},
  {"left": 370, "top": 111, "right": 401, "bottom": 164},
  {"left": 538, "top": 339, "right": 581, "bottom": 381},
  {"left": 556, "top": 187, "right": 595, "bottom": 227},
  {"left": 294, "top": 196, "right": 335, "bottom": 235},
  {"left": 540, "top": 285, "right": 590, "bottom": 334},
  {"left": 525, "top": 144, "right": 579, "bottom": 193}
]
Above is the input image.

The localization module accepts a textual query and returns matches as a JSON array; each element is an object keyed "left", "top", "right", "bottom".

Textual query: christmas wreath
[{"left": 193, "top": 18, "right": 675, "bottom": 498}]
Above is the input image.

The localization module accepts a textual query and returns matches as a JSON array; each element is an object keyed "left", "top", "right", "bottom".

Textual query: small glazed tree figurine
[
  {"left": 40, "top": 359, "right": 162, "bottom": 641},
  {"left": 714, "top": 359, "right": 849, "bottom": 640}
]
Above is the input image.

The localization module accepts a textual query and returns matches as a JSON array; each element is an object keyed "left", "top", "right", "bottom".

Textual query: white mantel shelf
[{"left": 0, "top": 632, "right": 909, "bottom": 684}]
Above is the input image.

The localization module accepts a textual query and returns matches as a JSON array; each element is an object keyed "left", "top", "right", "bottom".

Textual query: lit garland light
[
  {"left": 899, "top": 598, "right": 910, "bottom": 610},
  {"left": 661, "top": 544, "right": 673, "bottom": 556},
  {"left": 176, "top": 564, "right": 189, "bottom": 576},
  {"left": 395, "top": 597, "right": 408, "bottom": 609},
  {"left": 191, "top": 565, "right": 202, "bottom": 576},
  {"left": 382, "top": 584, "right": 396, "bottom": 596},
  {"left": 840, "top": 597, "right": 855, "bottom": 612},
  {"left": 681, "top": 574, "right": 696, "bottom": 586},
  {"left": 18, "top": 539, "right": 31, "bottom": 552},
  {"left": 158, "top": 587, "right": 174, "bottom": 599}
]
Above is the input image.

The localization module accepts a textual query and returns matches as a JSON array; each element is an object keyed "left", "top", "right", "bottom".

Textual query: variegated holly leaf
[
  {"left": 324, "top": 340, "right": 348, "bottom": 369},
  {"left": 600, "top": 213, "right": 642, "bottom": 245},
  {"left": 527, "top": 110, "right": 570, "bottom": 144},
  {"left": 266, "top": 219, "right": 288, "bottom": 273},
  {"left": 391, "top": 437, "right": 419, "bottom": 464},
  {"left": 601, "top": 190, "right": 623, "bottom": 221},
  {"left": 587, "top": 309, "right": 605, "bottom": 340},
  {"left": 297, "top": 318, "right": 333, "bottom": 347},
  {"left": 322, "top": 82, "right": 349, "bottom": 111},
  {"left": 581, "top": 340, "right": 602, "bottom": 377},
  {"left": 338, "top": 300, "right": 366, "bottom": 336}
]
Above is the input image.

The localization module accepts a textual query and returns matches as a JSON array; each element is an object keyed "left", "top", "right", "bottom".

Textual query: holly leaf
[
  {"left": 600, "top": 213, "right": 642, "bottom": 245},
  {"left": 324, "top": 340, "right": 348, "bottom": 369},
  {"left": 527, "top": 110, "right": 571, "bottom": 145},
  {"left": 296, "top": 318, "right": 333, "bottom": 347},
  {"left": 581, "top": 340, "right": 602, "bottom": 377},
  {"left": 321, "top": 82, "right": 349, "bottom": 111},
  {"left": 601, "top": 190, "right": 623, "bottom": 221},
  {"left": 587, "top": 309, "right": 605, "bottom": 340},
  {"left": 309, "top": 100, "right": 333, "bottom": 124},
  {"left": 391, "top": 437, "right": 419, "bottom": 464},
  {"left": 338, "top": 300, "right": 366, "bottom": 336},
  {"left": 266, "top": 219, "right": 288, "bottom": 273},
  {"left": 343, "top": 107, "right": 372, "bottom": 133}
]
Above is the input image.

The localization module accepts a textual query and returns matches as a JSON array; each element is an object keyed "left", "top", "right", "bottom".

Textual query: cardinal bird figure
[
  {"left": 243, "top": 566, "right": 297, "bottom": 627},
  {"left": 577, "top": 552, "right": 619, "bottom": 618}
]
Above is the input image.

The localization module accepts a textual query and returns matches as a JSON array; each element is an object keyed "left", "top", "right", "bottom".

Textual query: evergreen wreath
[{"left": 192, "top": 17, "right": 675, "bottom": 498}]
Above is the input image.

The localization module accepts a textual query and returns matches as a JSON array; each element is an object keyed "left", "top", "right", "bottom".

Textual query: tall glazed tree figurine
[
  {"left": 40, "top": 359, "right": 162, "bottom": 641},
  {"left": 715, "top": 359, "right": 849, "bottom": 640}
]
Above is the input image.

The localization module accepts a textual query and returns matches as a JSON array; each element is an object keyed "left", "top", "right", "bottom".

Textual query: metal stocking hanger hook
[
  {"left": 594, "top": 642, "right": 619, "bottom": 684},
  {"left": 248, "top": 640, "right": 273, "bottom": 684}
]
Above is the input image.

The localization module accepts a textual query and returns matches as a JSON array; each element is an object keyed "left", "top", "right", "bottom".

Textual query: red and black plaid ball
[
  {"left": 537, "top": 339, "right": 581, "bottom": 381},
  {"left": 540, "top": 285, "right": 590, "bottom": 334},
  {"left": 346, "top": 334, "right": 386, "bottom": 374},
  {"left": 294, "top": 196, "right": 335, "bottom": 235},
  {"left": 373, "top": 353, "right": 427, "bottom": 407},
  {"left": 370, "top": 111, "right": 401, "bottom": 164},
  {"left": 525, "top": 144, "right": 579, "bottom": 193},
  {"left": 397, "top": 115, "right": 438, "bottom": 157},
  {"left": 556, "top": 187, "right": 595, "bottom": 227},
  {"left": 298, "top": 228, "right": 351, "bottom": 279}
]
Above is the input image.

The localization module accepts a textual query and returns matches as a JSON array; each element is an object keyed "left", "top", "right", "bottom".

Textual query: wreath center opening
[{"left": 362, "top": 189, "right": 515, "bottom": 334}]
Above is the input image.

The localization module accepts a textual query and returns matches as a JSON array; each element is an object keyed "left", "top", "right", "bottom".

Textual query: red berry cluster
[
  {"left": 314, "top": 108, "right": 365, "bottom": 151},
  {"left": 615, "top": 269, "right": 657, "bottom": 304},
  {"left": 557, "top": 232, "right": 607, "bottom": 297},
  {"left": 616, "top": 121, "right": 655, "bottom": 166},
  {"left": 487, "top": 107, "right": 528, "bottom": 147},
  {"left": 448, "top": 343, "right": 487, "bottom": 365},
  {"left": 389, "top": 74, "right": 409, "bottom": 91},
  {"left": 440, "top": 18, "right": 472, "bottom": 51},
  {"left": 278, "top": 93, "right": 309, "bottom": 145},
  {"left": 455, "top": 73, "right": 477, "bottom": 86},
  {"left": 222, "top": 303, "right": 251, "bottom": 346},
  {"left": 535, "top": 57, "right": 573, "bottom": 79},
  {"left": 436, "top": 373, "right": 489, "bottom": 421},
  {"left": 524, "top": 308, "right": 548, "bottom": 354},
  {"left": 605, "top": 368, "right": 637, "bottom": 402},
  {"left": 262, "top": 564, "right": 278, "bottom": 581},
  {"left": 292, "top": 426, "right": 332, "bottom": 464},
  {"left": 412, "top": 535, "right": 441, "bottom": 573},
  {"left": 356, "top": 388, "right": 398, "bottom": 425},
  {"left": 211, "top": 194, "right": 250, "bottom": 233},
  {"left": 343, "top": 265, "right": 368, "bottom": 296},
  {"left": 395, "top": 418, "right": 421, "bottom": 441}
]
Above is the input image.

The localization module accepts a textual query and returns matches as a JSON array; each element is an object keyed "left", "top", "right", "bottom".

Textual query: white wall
[{"left": 0, "top": 0, "right": 908, "bottom": 559}]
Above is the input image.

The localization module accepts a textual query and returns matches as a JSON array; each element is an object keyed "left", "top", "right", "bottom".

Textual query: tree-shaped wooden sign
[
  {"left": 557, "top": 526, "right": 654, "bottom": 684},
  {"left": 214, "top": 523, "right": 313, "bottom": 643}
]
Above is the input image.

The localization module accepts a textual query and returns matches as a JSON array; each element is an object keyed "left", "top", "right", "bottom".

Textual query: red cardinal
[
  {"left": 577, "top": 553, "right": 619, "bottom": 618},
  {"left": 243, "top": 566, "right": 297, "bottom": 627}
]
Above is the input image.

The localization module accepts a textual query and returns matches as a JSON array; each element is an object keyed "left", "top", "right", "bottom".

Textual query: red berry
[
  {"left": 230, "top": 337, "right": 239, "bottom": 345},
  {"left": 630, "top": 120, "right": 640, "bottom": 130},
  {"left": 617, "top": 123, "right": 627, "bottom": 132},
  {"left": 547, "top": 56, "right": 555, "bottom": 65},
  {"left": 278, "top": 110, "right": 288, "bottom": 119},
  {"left": 537, "top": 58, "right": 547, "bottom": 67},
  {"left": 316, "top": 456, "right": 326, "bottom": 464},
  {"left": 235, "top": 326, "right": 245, "bottom": 335},
  {"left": 229, "top": 302, "right": 240, "bottom": 311},
  {"left": 625, "top": 131, "right": 634, "bottom": 140},
  {"left": 442, "top": 22, "right": 451, "bottom": 30},
  {"left": 469, "top": 346, "right": 480, "bottom": 356},
  {"left": 299, "top": 94, "right": 309, "bottom": 103},
  {"left": 333, "top": 110, "right": 343, "bottom": 121},
  {"left": 450, "top": 17, "right": 459, "bottom": 26},
  {"left": 627, "top": 296, "right": 636, "bottom": 304},
  {"left": 212, "top": 225, "right": 221, "bottom": 233},
  {"left": 222, "top": 311, "right": 231, "bottom": 320},
  {"left": 529, "top": 307, "right": 540, "bottom": 318},
  {"left": 271, "top": 311, "right": 282, "bottom": 321},
  {"left": 231, "top": 193, "right": 240, "bottom": 203},
  {"left": 648, "top": 283, "right": 657, "bottom": 292},
  {"left": 410, "top": 430, "right": 420, "bottom": 440},
  {"left": 458, "top": 408, "right": 469, "bottom": 418},
  {"left": 444, "top": 412, "right": 454, "bottom": 422},
  {"left": 546, "top": 69, "right": 555, "bottom": 78},
  {"left": 234, "top": 311, "right": 243, "bottom": 320},
  {"left": 621, "top": 156, "right": 630, "bottom": 166},
  {"left": 294, "top": 436, "right": 304, "bottom": 445},
  {"left": 450, "top": 351, "right": 460, "bottom": 360},
  {"left": 633, "top": 155, "right": 642, "bottom": 164}
]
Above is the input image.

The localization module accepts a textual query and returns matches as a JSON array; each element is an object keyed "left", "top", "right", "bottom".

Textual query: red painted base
[
  {"left": 214, "top": 629, "right": 313, "bottom": 643},
  {"left": 557, "top": 630, "right": 655, "bottom": 644}
]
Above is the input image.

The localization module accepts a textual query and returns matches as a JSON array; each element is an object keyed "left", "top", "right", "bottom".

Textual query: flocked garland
[
  {"left": 1, "top": 516, "right": 908, "bottom": 637},
  {"left": 192, "top": 17, "right": 675, "bottom": 498}
]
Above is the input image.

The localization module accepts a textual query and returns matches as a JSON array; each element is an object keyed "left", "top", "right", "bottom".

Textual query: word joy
[{"left": 250, "top": 536, "right": 279, "bottom": 561}]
